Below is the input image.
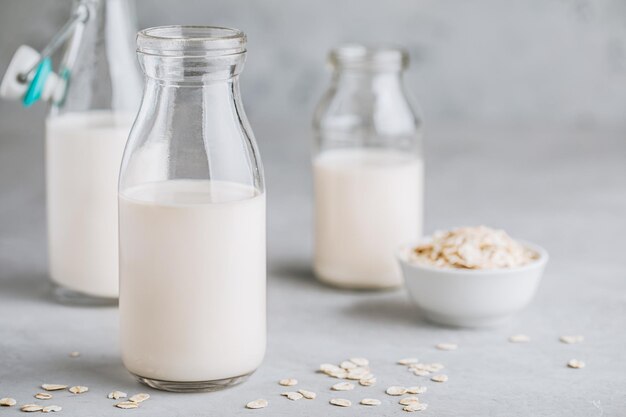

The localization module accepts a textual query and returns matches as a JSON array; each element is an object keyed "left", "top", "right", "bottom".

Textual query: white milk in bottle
[
  {"left": 46, "top": 111, "right": 130, "bottom": 299},
  {"left": 119, "top": 180, "right": 266, "bottom": 382},
  {"left": 314, "top": 149, "right": 423, "bottom": 288}
]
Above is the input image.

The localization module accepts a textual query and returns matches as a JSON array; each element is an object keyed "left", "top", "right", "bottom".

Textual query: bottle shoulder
[{"left": 314, "top": 84, "right": 421, "bottom": 136}]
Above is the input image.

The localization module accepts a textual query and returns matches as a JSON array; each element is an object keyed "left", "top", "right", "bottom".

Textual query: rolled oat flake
[
  {"left": 568, "top": 359, "right": 585, "bottom": 369},
  {"left": 278, "top": 378, "right": 298, "bottom": 386},
  {"left": 406, "top": 386, "right": 427, "bottom": 394},
  {"left": 332, "top": 382, "right": 355, "bottom": 391},
  {"left": 129, "top": 393, "right": 150, "bottom": 403},
  {"left": 329, "top": 398, "right": 351, "bottom": 407},
  {"left": 360, "top": 398, "right": 381, "bottom": 406},
  {"left": 298, "top": 389, "right": 316, "bottom": 399},
  {"left": 115, "top": 401, "right": 138, "bottom": 409},
  {"left": 42, "top": 405, "right": 62, "bottom": 413},
  {"left": 431, "top": 374, "right": 448, "bottom": 383},
  {"left": 281, "top": 392, "right": 303, "bottom": 401},
  {"left": 108, "top": 391, "right": 127, "bottom": 400},
  {"left": 399, "top": 396, "right": 420, "bottom": 405},
  {"left": 0, "top": 397, "right": 17, "bottom": 407},
  {"left": 21, "top": 404, "right": 44, "bottom": 412},
  {"left": 69, "top": 386, "right": 88, "bottom": 394},
  {"left": 386, "top": 386, "right": 407, "bottom": 396},
  {"left": 245, "top": 399, "right": 268, "bottom": 409},
  {"left": 403, "top": 403, "right": 428, "bottom": 412},
  {"left": 41, "top": 385, "right": 67, "bottom": 392}
]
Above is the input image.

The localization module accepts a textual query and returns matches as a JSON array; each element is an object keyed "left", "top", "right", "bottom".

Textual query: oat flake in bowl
[
  {"left": 398, "top": 226, "right": 548, "bottom": 327},
  {"left": 410, "top": 226, "right": 538, "bottom": 270}
]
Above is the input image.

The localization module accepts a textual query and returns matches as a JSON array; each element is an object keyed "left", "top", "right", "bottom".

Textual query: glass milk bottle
[
  {"left": 313, "top": 45, "right": 424, "bottom": 289},
  {"left": 46, "top": 0, "right": 141, "bottom": 303},
  {"left": 119, "top": 26, "right": 266, "bottom": 392}
]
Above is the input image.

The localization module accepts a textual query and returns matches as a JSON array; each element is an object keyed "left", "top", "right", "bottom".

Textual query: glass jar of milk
[
  {"left": 46, "top": 0, "right": 141, "bottom": 303},
  {"left": 119, "top": 26, "right": 266, "bottom": 392},
  {"left": 313, "top": 45, "right": 424, "bottom": 289}
]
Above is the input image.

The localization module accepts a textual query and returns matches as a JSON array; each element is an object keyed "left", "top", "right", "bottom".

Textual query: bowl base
[{"left": 425, "top": 311, "right": 511, "bottom": 328}]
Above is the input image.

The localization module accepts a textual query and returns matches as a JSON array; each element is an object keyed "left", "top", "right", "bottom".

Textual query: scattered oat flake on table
[
  {"left": 332, "top": 382, "right": 354, "bottom": 391},
  {"left": 412, "top": 369, "right": 430, "bottom": 377},
  {"left": 108, "top": 391, "right": 127, "bottom": 400},
  {"left": 329, "top": 398, "right": 351, "bottom": 407},
  {"left": 509, "top": 334, "right": 530, "bottom": 343},
  {"left": 69, "top": 351, "right": 80, "bottom": 358},
  {"left": 279, "top": 378, "right": 298, "bottom": 386},
  {"left": 281, "top": 391, "right": 303, "bottom": 401},
  {"left": 328, "top": 369, "right": 348, "bottom": 379},
  {"left": 115, "top": 401, "right": 138, "bottom": 409},
  {"left": 398, "top": 358, "right": 419, "bottom": 365},
  {"left": 346, "top": 369, "right": 369, "bottom": 380},
  {"left": 359, "top": 377, "right": 376, "bottom": 386},
  {"left": 425, "top": 363, "right": 444, "bottom": 372},
  {"left": 69, "top": 386, "right": 88, "bottom": 394},
  {"left": 20, "top": 404, "right": 44, "bottom": 412},
  {"left": 350, "top": 357, "right": 369, "bottom": 366},
  {"left": 0, "top": 397, "right": 16, "bottom": 406},
  {"left": 353, "top": 370, "right": 373, "bottom": 379},
  {"left": 41, "top": 384, "right": 67, "bottom": 392},
  {"left": 386, "top": 386, "right": 407, "bottom": 396},
  {"left": 42, "top": 405, "right": 62, "bottom": 413},
  {"left": 245, "top": 399, "right": 268, "bottom": 409},
  {"left": 403, "top": 403, "right": 428, "bottom": 412},
  {"left": 320, "top": 363, "right": 341, "bottom": 373},
  {"left": 431, "top": 374, "right": 448, "bottom": 383},
  {"left": 399, "top": 396, "right": 420, "bottom": 406},
  {"left": 297, "top": 389, "right": 316, "bottom": 399},
  {"left": 340, "top": 360, "right": 357, "bottom": 369},
  {"left": 360, "top": 398, "right": 381, "bottom": 406},
  {"left": 34, "top": 393, "right": 52, "bottom": 400},
  {"left": 567, "top": 359, "right": 585, "bottom": 369},
  {"left": 560, "top": 335, "right": 584, "bottom": 344},
  {"left": 129, "top": 393, "right": 150, "bottom": 403},
  {"left": 436, "top": 343, "right": 458, "bottom": 351},
  {"left": 406, "top": 386, "right": 427, "bottom": 394}
]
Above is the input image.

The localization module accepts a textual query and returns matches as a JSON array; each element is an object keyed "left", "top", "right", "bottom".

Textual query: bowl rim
[{"left": 396, "top": 239, "right": 549, "bottom": 276}]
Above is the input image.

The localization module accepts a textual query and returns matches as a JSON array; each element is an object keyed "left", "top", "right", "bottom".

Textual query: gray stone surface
[{"left": 1, "top": 107, "right": 625, "bottom": 415}]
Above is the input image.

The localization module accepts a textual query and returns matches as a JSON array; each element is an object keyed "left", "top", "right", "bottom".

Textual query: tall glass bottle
[
  {"left": 119, "top": 26, "right": 266, "bottom": 392},
  {"left": 46, "top": 0, "right": 141, "bottom": 303},
  {"left": 313, "top": 45, "right": 424, "bottom": 289}
]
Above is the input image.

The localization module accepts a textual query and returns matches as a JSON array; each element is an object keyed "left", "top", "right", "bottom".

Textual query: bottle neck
[
  {"left": 139, "top": 55, "right": 245, "bottom": 86},
  {"left": 52, "top": 0, "right": 140, "bottom": 116},
  {"left": 332, "top": 68, "right": 405, "bottom": 95}
]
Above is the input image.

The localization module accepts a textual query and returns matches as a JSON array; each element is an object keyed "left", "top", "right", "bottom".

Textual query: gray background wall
[{"left": 1, "top": 0, "right": 625, "bottom": 129}]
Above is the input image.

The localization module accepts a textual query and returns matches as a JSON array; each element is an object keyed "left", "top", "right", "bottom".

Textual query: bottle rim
[
  {"left": 329, "top": 44, "right": 408, "bottom": 71},
  {"left": 137, "top": 25, "right": 246, "bottom": 57}
]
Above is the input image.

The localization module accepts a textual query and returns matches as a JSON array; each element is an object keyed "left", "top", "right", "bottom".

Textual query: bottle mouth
[
  {"left": 329, "top": 44, "right": 408, "bottom": 72},
  {"left": 137, "top": 25, "right": 246, "bottom": 57}
]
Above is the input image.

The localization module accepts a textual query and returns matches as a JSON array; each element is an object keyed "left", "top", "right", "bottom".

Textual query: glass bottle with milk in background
[
  {"left": 119, "top": 26, "right": 266, "bottom": 392},
  {"left": 313, "top": 45, "right": 424, "bottom": 289},
  {"left": 46, "top": 0, "right": 141, "bottom": 303}
]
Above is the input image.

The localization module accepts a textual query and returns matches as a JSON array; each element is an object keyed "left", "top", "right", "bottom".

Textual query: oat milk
[
  {"left": 314, "top": 148, "right": 423, "bottom": 288},
  {"left": 46, "top": 111, "right": 130, "bottom": 298},
  {"left": 119, "top": 180, "right": 266, "bottom": 382}
]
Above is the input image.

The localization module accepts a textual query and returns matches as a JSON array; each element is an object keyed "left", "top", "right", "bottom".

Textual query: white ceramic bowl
[{"left": 397, "top": 241, "right": 548, "bottom": 327}]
